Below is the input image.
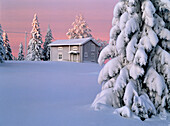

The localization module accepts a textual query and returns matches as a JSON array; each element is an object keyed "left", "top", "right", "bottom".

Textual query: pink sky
[{"left": 0, "top": 0, "right": 118, "bottom": 57}]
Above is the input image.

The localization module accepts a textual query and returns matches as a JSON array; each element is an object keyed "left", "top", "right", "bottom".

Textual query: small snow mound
[
  {"left": 92, "top": 88, "right": 114, "bottom": 110},
  {"left": 113, "top": 106, "right": 132, "bottom": 118}
]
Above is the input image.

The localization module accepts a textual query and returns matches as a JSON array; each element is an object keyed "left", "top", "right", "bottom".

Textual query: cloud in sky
[{"left": 0, "top": 0, "right": 118, "bottom": 56}]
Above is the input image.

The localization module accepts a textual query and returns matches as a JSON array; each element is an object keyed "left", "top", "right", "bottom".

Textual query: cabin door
[{"left": 73, "top": 54, "right": 77, "bottom": 62}]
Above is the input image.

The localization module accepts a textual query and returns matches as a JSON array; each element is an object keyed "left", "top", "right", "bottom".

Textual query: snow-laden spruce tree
[
  {"left": 66, "top": 14, "right": 92, "bottom": 39},
  {"left": 26, "top": 14, "right": 43, "bottom": 61},
  {"left": 92, "top": 0, "right": 170, "bottom": 120},
  {"left": 43, "top": 25, "right": 53, "bottom": 61},
  {"left": 0, "top": 25, "right": 5, "bottom": 62},
  {"left": 3, "top": 32, "right": 13, "bottom": 60},
  {"left": 18, "top": 43, "right": 24, "bottom": 61}
]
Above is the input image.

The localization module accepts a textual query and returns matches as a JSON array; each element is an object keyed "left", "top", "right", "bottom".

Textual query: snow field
[{"left": 0, "top": 61, "right": 169, "bottom": 126}]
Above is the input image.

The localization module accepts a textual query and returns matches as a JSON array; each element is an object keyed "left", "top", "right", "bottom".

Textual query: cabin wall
[
  {"left": 82, "top": 40, "right": 98, "bottom": 63},
  {"left": 50, "top": 45, "right": 81, "bottom": 62},
  {"left": 50, "top": 46, "right": 69, "bottom": 61}
]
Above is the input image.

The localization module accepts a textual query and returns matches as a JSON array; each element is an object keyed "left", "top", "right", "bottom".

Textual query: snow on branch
[
  {"left": 98, "top": 57, "right": 122, "bottom": 85},
  {"left": 144, "top": 67, "right": 168, "bottom": 107},
  {"left": 123, "top": 80, "right": 138, "bottom": 107},
  {"left": 125, "top": 18, "right": 138, "bottom": 38},
  {"left": 98, "top": 45, "right": 117, "bottom": 65},
  {"left": 142, "top": 0, "right": 156, "bottom": 27},
  {"left": 161, "top": 40, "right": 170, "bottom": 51},
  {"left": 119, "top": 12, "right": 129, "bottom": 31},
  {"left": 113, "top": 67, "right": 129, "bottom": 91},
  {"left": 152, "top": 46, "right": 170, "bottom": 89},
  {"left": 134, "top": 47, "right": 148, "bottom": 66},
  {"left": 130, "top": 64, "right": 144, "bottom": 80},
  {"left": 114, "top": 2, "right": 125, "bottom": 18},
  {"left": 110, "top": 25, "right": 121, "bottom": 42},
  {"left": 147, "top": 28, "right": 159, "bottom": 47},
  {"left": 159, "top": 28, "right": 170, "bottom": 41},
  {"left": 138, "top": 36, "right": 152, "bottom": 52},
  {"left": 132, "top": 93, "right": 156, "bottom": 120},
  {"left": 126, "top": 34, "right": 138, "bottom": 62},
  {"left": 102, "top": 78, "right": 116, "bottom": 90},
  {"left": 153, "top": 14, "right": 165, "bottom": 35},
  {"left": 116, "top": 30, "right": 125, "bottom": 54}
]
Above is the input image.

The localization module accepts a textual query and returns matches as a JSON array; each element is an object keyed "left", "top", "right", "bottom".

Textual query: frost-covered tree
[
  {"left": 43, "top": 25, "right": 53, "bottom": 61},
  {"left": 96, "top": 38, "right": 108, "bottom": 54},
  {"left": 26, "top": 13, "right": 43, "bottom": 61},
  {"left": 3, "top": 32, "right": 13, "bottom": 60},
  {"left": 0, "top": 25, "right": 5, "bottom": 62},
  {"left": 18, "top": 43, "right": 24, "bottom": 61},
  {"left": 66, "top": 14, "right": 92, "bottom": 39},
  {"left": 92, "top": 0, "right": 170, "bottom": 120}
]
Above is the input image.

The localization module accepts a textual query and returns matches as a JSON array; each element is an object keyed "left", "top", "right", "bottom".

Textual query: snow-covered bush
[
  {"left": 43, "top": 25, "right": 53, "bottom": 61},
  {"left": 18, "top": 43, "right": 24, "bottom": 61},
  {"left": 26, "top": 14, "right": 43, "bottom": 61},
  {"left": 66, "top": 14, "right": 92, "bottom": 39},
  {"left": 92, "top": 0, "right": 170, "bottom": 120}
]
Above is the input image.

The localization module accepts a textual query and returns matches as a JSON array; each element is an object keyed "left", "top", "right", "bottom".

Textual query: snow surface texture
[
  {"left": 66, "top": 14, "right": 92, "bottom": 39},
  {"left": 92, "top": 0, "right": 170, "bottom": 121},
  {"left": 0, "top": 61, "right": 169, "bottom": 126}
]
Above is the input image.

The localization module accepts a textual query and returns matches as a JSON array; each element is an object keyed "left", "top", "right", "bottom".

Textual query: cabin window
[
  {"left": 58, "top": 53, "right": 63, "bottom": 61},
  {"left": 58, "top": 47, "right": 63, "bottom": 50},
  {"left": 72, "top": 46, "right": 78, "bottom": 51},
  {"left": 91, "top": 53, "right": 95, "bottom": 62},
  {"left": 91, "top": 43, "right": 95, "bottom": 51},
  {"left": 84, "top": 52, "right": 88, "bottom": 58}
]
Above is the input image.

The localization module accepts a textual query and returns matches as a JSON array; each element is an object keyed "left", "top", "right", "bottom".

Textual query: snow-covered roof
[{"left": 48, "top": 37, "right": 100, "bottom": 46}]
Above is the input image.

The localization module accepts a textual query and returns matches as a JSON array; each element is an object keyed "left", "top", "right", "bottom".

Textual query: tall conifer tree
[
  {"left": 43, "top": 25, "right": 53, "bottom": 61},
  {"left": 18, "top": 43, "right": 24, "bottom": 61},
  {"left": 0, "top": 24, "right": 5, "bottom": 62},
  {"left": 66, "top": 14, "right": 92, "bottom": 39},
  {"left": 27, "top": 14, "right": 43, "bottom": 61},
  {"left": 3, "top": 32, "right": 13, "bottom": 60}
]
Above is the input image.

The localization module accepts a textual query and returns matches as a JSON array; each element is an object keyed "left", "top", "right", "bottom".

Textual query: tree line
[{"left": 0, "top": 14, "right": 108, "bottom": 62}]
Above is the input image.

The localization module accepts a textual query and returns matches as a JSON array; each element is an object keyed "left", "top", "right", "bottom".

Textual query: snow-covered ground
[{"left": 0, "top": 61, "right": 169, "bottom": 126}]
